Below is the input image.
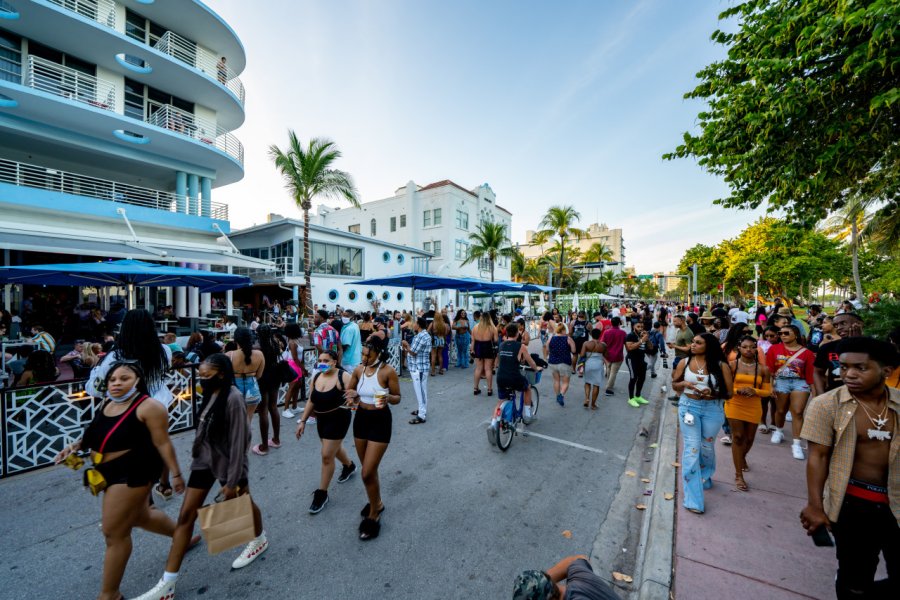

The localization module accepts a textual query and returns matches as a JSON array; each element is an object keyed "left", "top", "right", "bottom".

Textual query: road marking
[{"left": 481, "top": 421, "right": 626, "bottom": 460}]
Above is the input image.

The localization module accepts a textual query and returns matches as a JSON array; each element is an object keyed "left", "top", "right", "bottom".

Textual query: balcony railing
[
  {"left": 47, "top": 0, "right": 116, "bottom": 28},
  {"left": 154, "top": 30, "right": 246, "bottom": 105},
  {"left": 145, "top": 104, "right": 244, "bottom": 166},
  {"left": 24, "top": 56, "right": 116, "bottom": 112},
  {"left": 0, "top": 158, "right": 229, "bottom": 220},
  {"left": 232, "top": 256, "right": 293, "bottom": 281}
]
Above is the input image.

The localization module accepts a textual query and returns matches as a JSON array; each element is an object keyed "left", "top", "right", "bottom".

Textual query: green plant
[{"left": 861, "top": 299, "right": 900, "bottom": 341}]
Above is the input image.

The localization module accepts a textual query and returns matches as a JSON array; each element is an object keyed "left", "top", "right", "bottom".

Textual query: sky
[{"left": 208, "top": 0, "right": 766, "bottom": 274}]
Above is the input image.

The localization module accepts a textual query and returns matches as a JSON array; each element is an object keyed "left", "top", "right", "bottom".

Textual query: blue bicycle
[{"left": 492, "top": 367, "right": 541, "bottom": 451}]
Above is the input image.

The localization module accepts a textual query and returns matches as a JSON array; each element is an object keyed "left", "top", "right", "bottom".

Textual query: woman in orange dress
[{"left": 725, "top": 335, "right": 771, "bottom": 492}]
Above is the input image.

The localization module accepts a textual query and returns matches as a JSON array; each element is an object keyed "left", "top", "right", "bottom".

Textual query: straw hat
[
  {"left": 776, "top": 307, "right": 793, "bottom": 317},
  {"left": 700, "top": 310, "right": 715, "bottom": 321}
]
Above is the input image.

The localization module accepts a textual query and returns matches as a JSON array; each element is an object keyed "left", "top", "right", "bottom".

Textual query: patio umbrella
[
  {"left": 538, "top": 293, "right": 546, "bottom": 314},
  {"left": 0, "top": 259, "right": 252, "bottom": 308},
  {"left": 523, "top": 291, "right": 531, "bottom": 315},
  {"left": 350, "top": 273, "right": 487, "bottom": 313},
  {"left": 573, "top": 291, "right": 580, "bottom": 312}
]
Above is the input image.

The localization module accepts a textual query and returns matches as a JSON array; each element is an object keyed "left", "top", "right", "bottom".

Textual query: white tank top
[
  {"left": 356, "top": 362, "right": 384, "bottom": 405},
  {"left": 282, "top": 338, "right": 300, "bottom": 361},
  {"left": 684, "top": 360, "right": 717, "bottom": 393}
]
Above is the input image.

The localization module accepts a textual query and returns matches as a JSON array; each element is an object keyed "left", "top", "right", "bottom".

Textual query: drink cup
[{"left": 374, "top": 389, "right": 387, "bottom": 408}]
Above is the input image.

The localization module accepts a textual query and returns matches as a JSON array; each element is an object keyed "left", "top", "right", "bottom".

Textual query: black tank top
[
  {"left": 82, "top": 395, "right": 153, "bottom": 454},
  {"left": 310, "top": 370, "right": 346, "bottom": 412},
  {"left": 497, "top": 340, "right": 522, "bottom": 378}
]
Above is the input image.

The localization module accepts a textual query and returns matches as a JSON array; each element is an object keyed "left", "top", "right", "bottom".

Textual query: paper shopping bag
[{"left": 196, "top": 493, "right": 255, "bottom": 555}]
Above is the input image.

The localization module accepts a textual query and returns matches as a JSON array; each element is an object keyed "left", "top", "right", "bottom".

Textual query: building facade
[
  {"left": 229, "top": 215, "right": 432, "bottom": 312},
  {"left": 522, "top": 222, "right": 624, "bottom": 264},
  {"left": 0, "top": 0, "right": 266, "bottom": 318}
]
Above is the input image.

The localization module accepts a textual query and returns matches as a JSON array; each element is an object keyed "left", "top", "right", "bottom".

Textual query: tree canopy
[{"left": 665, "top": 0, "right": 900, "bottom": 226}]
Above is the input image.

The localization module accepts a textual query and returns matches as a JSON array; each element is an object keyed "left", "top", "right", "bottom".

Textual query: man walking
[
  {"left": 666, "top": 314, "right": 694, "bottom": 401},
  {"left": 600, "top": 317, "right": 626, "bottom": 397},
  {"left": 339, "top": 310, "right": 361, "bottom": 369},
  {"left": 800, "top": 337, "right": 899, "bottom": 598},
  {"left": 313, "top": 309, "right": 341, "bottom": 361},
  {"left": 814, "top": 312, "right": 864, "bottom": 397},
  {"left": 402, "top": 317, "right": 432, "bottom": 425},
  {"left": 625, "top": 321, "right": 653, "bottom": 407}
]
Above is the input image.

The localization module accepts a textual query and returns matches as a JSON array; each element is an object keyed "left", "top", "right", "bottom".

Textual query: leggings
[{"left": 626, "top": 355, "right": 647, "bottom": 398}]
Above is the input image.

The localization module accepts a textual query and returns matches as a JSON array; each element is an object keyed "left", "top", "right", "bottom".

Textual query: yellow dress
[{"left": 725, "top": 371, "right": 772, "bottom": 423}]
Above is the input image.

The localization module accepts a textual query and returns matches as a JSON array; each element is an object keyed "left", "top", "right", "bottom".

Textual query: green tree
[
  {"left": 269, "top": 131, "right": 359, "bottom": 314},
  {"left": 677, "top": 244, "right": 725, "bottom": 296},
  {"left": 461, "top": 221, "right": 514, "bottom": 282},
  {"left": 583, "top": 242, "right": 614, "bottom": 264},
  {"left": 665, "top": 0, "right": 900, "bottom": 226},
  {"left": 536, "top": 206, "right": 587, "bottom": 289}
]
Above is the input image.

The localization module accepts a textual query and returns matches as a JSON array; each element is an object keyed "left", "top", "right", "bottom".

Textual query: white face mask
[
  {"left": 107, "top": 386, "right": 138, "bottom": 404},
  {"left": 342, "top": 317, "right": 350, "bottom": 324}
]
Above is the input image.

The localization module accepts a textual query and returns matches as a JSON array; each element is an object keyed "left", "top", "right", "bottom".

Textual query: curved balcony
[
  {"left": 25, "top": 56, "right": 117, "bottom": 111},
  {"left": 145, "top": 104, "right": 244, "bottom": 167}
]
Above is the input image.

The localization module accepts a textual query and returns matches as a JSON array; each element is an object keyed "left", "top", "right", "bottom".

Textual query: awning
[{"left": 0, "top": 230, "right": 271, "bottom": 270}]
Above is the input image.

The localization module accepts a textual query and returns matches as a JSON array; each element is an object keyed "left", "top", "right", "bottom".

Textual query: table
[
  {"left": 156, "top": 319, "right": 177, "bottom": 332},
  {"left": 2, "top": 340, "right": 36, "bottom": 374}
]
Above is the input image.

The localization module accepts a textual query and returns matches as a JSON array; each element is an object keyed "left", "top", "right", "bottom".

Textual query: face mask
[
  {"left": 199, "top": 376, "right": 223, "bottom": 390},
  {"left": 341, "top": 317, "right": 350, "bottom": 324},
  {"left": 107, "top": 386, "right": 138, "bottom": 404},
  {"left": 316, "top": 363, "right": 331, "bottom": 374}
]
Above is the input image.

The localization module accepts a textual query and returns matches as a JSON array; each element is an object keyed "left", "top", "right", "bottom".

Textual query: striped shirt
[{"left": 31, "top": 331, "right": 56, "bottom": 353}]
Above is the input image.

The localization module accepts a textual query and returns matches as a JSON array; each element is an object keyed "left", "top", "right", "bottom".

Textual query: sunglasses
[{"left": 779, "top": 331, "right": 793, "bottom": 336}]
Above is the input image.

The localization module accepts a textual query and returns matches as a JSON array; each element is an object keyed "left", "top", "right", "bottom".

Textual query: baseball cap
[{"left": 512, "top": 570, "right": 555, "bottom": 600}]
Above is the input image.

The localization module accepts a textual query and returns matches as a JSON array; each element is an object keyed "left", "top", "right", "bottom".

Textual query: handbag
[
  {"left": 82, "top": 395, "right": 148, "bottom": 496},
  {"left": 277, "top": 359, "right": 298, "bottom": 384},
  {"left": 774, "top": 347, "right": 806, "bottom": 378},
  {"left": 197, "top": 491, "right": 256, "bottom": 555}
]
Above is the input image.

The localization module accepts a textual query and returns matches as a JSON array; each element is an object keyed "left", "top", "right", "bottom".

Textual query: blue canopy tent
[{"left": 0, "top": 259, "right": 252, "bottom": 308}]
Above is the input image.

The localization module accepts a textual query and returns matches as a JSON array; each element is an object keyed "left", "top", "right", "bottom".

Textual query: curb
[{"left": 631, "top": 398, "right": 678, "bottom": 600}]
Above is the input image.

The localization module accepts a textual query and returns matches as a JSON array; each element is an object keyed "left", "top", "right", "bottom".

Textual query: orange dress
[{"left": 725, "top": 371, "right": 772, "bottom": 423}]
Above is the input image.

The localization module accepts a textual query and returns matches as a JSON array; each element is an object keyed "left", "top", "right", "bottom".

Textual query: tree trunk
[
  {"left": 302, "top": 201, "right": 313, "bottom": 317},
  {"left": 850, "top": 220, "right": 864, "bottom": 302},
  {"left": 558, "top": 236, "right": 565, "bottom": 290}
]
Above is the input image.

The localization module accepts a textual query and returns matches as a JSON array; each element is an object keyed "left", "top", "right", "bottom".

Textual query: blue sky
[{"left": 210, "top": 0, "right": 764, "bottom": 273}]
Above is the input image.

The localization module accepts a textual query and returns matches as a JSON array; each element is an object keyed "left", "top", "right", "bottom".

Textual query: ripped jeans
[{"left": 678, "top": 396, "right": 725, "bottom": 513}]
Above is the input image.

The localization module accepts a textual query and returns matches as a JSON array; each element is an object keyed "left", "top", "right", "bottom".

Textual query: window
[
  {"left": 366, "top": 291, "right": 375, "bottom": 301},
  {"left": 433, "top": 241, "right": 442, "bottom": 257},
  {"left": 309, "top": 241, "right": 363, "bottom": 276},
  {"left": 397, "top": 292, "right": 404, "bottom": 301},
  {"left": 348, "top": 290, "right": 358, "bottom": 302},
  {"left": 348, "top": 224, "right": 360, "bottom": 234},
  {"left": 382, "top": 291, "right": 390, "bottom": 301},
  {"left": 123, "top": 78, "right": 144, "bottom": 120},
  {"left": 370, "top": 218, "right": 376, "bottom": 236},
  {"left": 456, "top": 210, "right": 469, "bottom": 230},
  {"left": 397, "top": 254, "right": 405, "bottom": 265},
  {"left": 0, "top": 30, "right": 22, "bottom": 84},
  {"left": 390, "top": 216, "right": 396, "bottom": 232},
  {"left": 433, "top": 208, "right": 442, "bottom": 226},
  {"left": 423, "top": 211, "right": 431, "bottom": 227},
  {"left": 455, "top": 240, "right": 469, "bottom": 260},
  {"left": 400, "top": 214, "right": 406, "bottom": 228},
  {"left": 125, "top": 9, "right": 147, "bottom": 43},
  {"left": 478, "top": 257, "right": 491, "bottom": 271},
  {"left": 423, "top": 242, "right": 432, "bottom": 253},
  {"left": 382, "top": 251, "right": 390, "bottom": 263},
  {"left": 328, "top": 289, "right": 339, "bottom": 302}
]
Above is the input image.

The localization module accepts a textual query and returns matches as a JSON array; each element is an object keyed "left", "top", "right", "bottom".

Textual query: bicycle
[{"left": 491, "top": 367, "right": 541, "bottom": 451}]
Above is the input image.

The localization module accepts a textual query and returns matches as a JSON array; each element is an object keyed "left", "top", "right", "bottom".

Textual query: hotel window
[
  {"left": 455, "top": 240, "right": 469, "bottom": 260},
  {"left": 348, "top": 224, "right": 360, "bottom": 234},
  {"left": 370, "top": 219, "right": 377, "bottom": 236},
  {"left": 432, "top": 241, "right": 442, "bottom": 257},
  {"left": 0, "top": 30, "right": 22, "bottom": 84},
  {"left": 423, "top": 242, "right": 431, "bottom": 253},
  {"left": 423, "top": 211, "right": 431, "bottom": 227},
  {"left": 433, "top": 208, "right": 442, "bottom": 226},
  {"left": 400, "top": 214, "right": 407, "bottom": 228},
  {"left": 309, "top": 241, "right": 363, "bottom": 276},
  {"left": 455, "top": 210, "right": 469, "bottom": 230},
  {"left": 390, "top": 216, "right": 397, "bottom": 232}
]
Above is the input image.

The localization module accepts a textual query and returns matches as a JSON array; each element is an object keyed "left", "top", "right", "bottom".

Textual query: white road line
[{"left": 480, "top": 421, "right": 626, "bottom": 460}]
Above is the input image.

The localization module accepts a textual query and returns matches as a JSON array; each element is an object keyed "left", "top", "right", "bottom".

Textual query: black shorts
[
  {"left": 473, "top": 340, "right": 496, "bottom": 359},
  {"left": 353, "top": 407, "right": 392, "bottom": 444},
  {"left": 188, "top": 469, "right": 248, "bottom": 491},
  {"left": 573, "top": 338, "right": 586, "bottom": 354},
  {"left": 96, "top": 452, "right": 160, "bottom": 488},
  {"left": 497, "top": 373, "right": 528, "bottom": 392},
  {"left": 316, "top": 408, "right": 352, "bottom": 441}
]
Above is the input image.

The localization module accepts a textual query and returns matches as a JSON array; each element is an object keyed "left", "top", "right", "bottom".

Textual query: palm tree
[
  {"left": 510, "top": 247, "right": 527, "bottom": 282},
  {"left": 269, "top": 131, "right": 359, "bottom": 314},
  {"left": 824, "top": 197, "right": 867, "bottom": 302},
  {"left": 536, "top": 205, "right": 586, "bottom": 289},
  {"left": 461, "top": 221, "right": 514, "bottom": 282},
  {"left": 583, "top": 242, "right": 614, "bottom": 264}
]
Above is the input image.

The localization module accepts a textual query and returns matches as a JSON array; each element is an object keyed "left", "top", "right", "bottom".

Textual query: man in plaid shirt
[
  {"left": 402, "top": 317, "right": 432, "bottom": 424},
  {"left": 313, "top": 310, "right": 342, "bottom": 363}
]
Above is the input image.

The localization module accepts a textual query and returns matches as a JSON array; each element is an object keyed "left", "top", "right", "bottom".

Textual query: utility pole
[
  {"left": 692, "top": 263, "right": 698, "bottom": 307},
  {"left": 547, "top": 264, "right": 555, "bottom": 309},
  {"left": 753, "top": 263, "right": 759, "bottom": 308}
]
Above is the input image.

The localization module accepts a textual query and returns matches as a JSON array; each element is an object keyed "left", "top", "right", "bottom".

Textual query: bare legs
[
  {"left": 773, "top": 391, "right": 790, "bottom": 429},
  {"left": 319, "top": 438, "right": 351, "bottom": 491},
  {"left": 430, "top": 347, "right": 441, "bottom": 376},
  {"left": 728, "top": 418, "right": 757, "bottom": 491},
  {"left": 257, "top": 383, "right": 281, "bottom": 452},
  {"left": 473, "top": 358, "right": 494, "bottom": 393},
  {"left": 583, "top": 384, "right": 600, "bottom": 408},
  {"left": 354, "top": 437, "right": 389, "bottom": 520},
  {"left": 788, "top": 391, "right": 810, "bottom": 439}
]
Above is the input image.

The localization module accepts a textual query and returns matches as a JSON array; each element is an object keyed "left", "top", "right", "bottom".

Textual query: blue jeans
[
  {"left": 678, "top": 396, "right": 725, "bottom": 513},
  {"left": 455, "top": 334, "right": 470, "bottom": 368}
]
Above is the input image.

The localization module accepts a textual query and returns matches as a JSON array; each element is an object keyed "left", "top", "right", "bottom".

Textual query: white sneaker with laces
[
  {"left": 281, "top": 408, "right": 295, "bottom": 418},
  {"left": 720, "top": 435, "right": 732, "bottom": 445},
  {"left": 131, "top": 578, "right": 175, "bottom": 600},
  {"left": 792, "top": 442, "right": 806, "bottom": 460},
  {"left": 770, "top": 428, "right": 784, "bottom": 444},
  {"left": 523, "top": 406, "right": 532, "bottom": 419},
  {"left": 232, "top": 531, "right": 268, "bottom": 569}
]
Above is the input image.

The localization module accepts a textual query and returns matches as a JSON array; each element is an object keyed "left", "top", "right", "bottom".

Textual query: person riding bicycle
[{"left": 492, "top": 323, "right": 543, "bottom": 430}]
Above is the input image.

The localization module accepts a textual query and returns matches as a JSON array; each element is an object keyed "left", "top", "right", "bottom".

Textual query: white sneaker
[
  {"left": 720, "top": 435, "right": 732, "bottom": 445},
  {"left": 523, "top": 406, "right": 533, "bottom": 419},
  {"left": 785, "top": 411, "right": 793, "bottom": 422},
  {"left": 130, "top": 578, "right": 175, "bottom": 600},
  {"left": 770, "top": 429, "right": 784, "bottom": 444},
  {"left": 281, "top": 408, "right": 295, "bottom": 418},
  {"left": 792, "top": 443, "right": 806, "bottom": 460},
  {"left": 231, "top": 531, "right": 268, "bottom": 569}
]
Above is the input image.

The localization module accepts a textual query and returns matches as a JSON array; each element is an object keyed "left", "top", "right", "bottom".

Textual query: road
[{"left": 0, "top": 344, "right": 665, "bottom": 599}]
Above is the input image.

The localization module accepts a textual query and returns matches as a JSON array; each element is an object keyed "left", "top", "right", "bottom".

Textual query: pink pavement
[{"left": 673, "top": 425, "right": 839, "bottom": 599}]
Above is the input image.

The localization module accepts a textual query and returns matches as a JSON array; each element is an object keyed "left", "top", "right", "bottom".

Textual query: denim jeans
[
  {"left": 678, "top": 396, "right": 725, "bottom": 513},
  {"left": 455, "top": 334, "right": 470, "bottom": 368}
]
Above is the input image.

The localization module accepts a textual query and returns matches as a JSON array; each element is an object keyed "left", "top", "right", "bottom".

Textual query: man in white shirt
[
  {"left": 730, "top": 304, "right": 750, "bottom": 325},
  {"left": 610, "top": 305, "right": 621, "bottom": 319}
]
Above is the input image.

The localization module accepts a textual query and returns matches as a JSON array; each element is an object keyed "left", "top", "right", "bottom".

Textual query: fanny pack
[{"left": 83, "top": 395, "right": 147, "bottom": 495}]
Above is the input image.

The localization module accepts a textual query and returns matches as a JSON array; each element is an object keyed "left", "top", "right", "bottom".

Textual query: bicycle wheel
[
  {"left": 530, "top": 385, "right": 540, "bottom": 419},
  {"left": 496, "top": 420, "right": 514, "bottom": 451}
]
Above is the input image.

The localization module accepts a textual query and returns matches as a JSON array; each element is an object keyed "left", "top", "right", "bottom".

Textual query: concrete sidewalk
[{"left": 673, "top": 423, "right": 839, "bottom": 599}]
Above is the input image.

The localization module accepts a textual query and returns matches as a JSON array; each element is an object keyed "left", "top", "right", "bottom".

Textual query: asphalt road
[{"left": 0, "top": 344, "right": 664, "bottom": 599}]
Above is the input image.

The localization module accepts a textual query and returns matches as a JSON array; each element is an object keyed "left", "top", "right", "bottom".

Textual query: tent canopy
[{"left": 348, "top": 274, "right": 558, "bottom": 293}]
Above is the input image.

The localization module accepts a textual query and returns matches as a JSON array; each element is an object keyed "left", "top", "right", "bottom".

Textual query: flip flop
[
  {"left": 409, "top": 416, "right": 426, "bottom": 425},
  {"left": 360, "top": 503, "right": 386, "bottom": 518},
  {"left": 359, "top": 517, "right": 381, "bottom": 540},
  {"left": 735, "top": 477, "right": 749, "bottom": 492},
  {"left": 268, "top": 439, "right": 282, "bottom": 449},
  {"left": 251, "top": 444, "right": 268, "bottom": 456}
]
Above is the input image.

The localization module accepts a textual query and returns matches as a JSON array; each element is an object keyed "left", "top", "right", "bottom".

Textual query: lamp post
[
  {"left": 753, "top": 263, "right": 759, "bottom": 308},
  {"left": 547, "top": 264, "right": 555, "bottom": 309}
]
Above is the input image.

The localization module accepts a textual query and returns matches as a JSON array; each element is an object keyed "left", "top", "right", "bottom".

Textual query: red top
[
  {"left": 600, "top": 326, "right": 627, "bottom": 363},
  {"left": 765, "top": 343, "right": 815, "bottom": 384}
]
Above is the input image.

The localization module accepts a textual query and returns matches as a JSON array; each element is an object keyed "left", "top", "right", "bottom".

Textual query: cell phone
[{"left": 811, "top": 525, "right": 834, "bottom": 547}]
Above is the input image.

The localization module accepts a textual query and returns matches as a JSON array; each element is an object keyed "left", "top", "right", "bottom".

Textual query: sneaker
[
  {"left": 650, "top": 373, "right": 658, "bottom": 378},
  {"left": 281, "top": 408, "right": 295, "bottom": 418},
  {"left": 556, "top": 393, "right": 564, "bottom": 406},
  {"left": 720, "top": 435, "right": 732, "bottom": 445},
  {"left": 785, "top": 411, "right": 793, "bottom": 422},
  {"left": 303, "top": 416, "right": 317, "bottom": 425},
  {"left": 132, "top": 578, "right": 175, "bottom": 600},
  {"left": 231, "top": 532, "right": 268, "bottom": 569},
  {"left": 771, "top": 428, "right": 784, "bottom": 444},
  {"left": 627, "top": 398, "right": 640, "bottom": 408},
  {"left": 792, "top": 442, "right": 806, "bottom": 460},
  {"left": 523, "top": 406, "right": 533, "bottom": 419},
  {"left": 605, "top": 390, "right": 614, "bottom": 397},
  {"left": 758, "top": 424, "right": 769, "bottom": 434},
  {"left": 337, "top": 461, "right": 357, "bottom": 483},
  {"left": 635, "top": 396, "right": 649, "bottom": 405},
  {"left": 308, "top": 489, "right": 328, "bottom": 514}
]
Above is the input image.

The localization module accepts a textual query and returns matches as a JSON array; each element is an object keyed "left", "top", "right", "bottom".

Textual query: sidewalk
[{"left": 673, "top": 422, "right": 839, "bottom": 599}]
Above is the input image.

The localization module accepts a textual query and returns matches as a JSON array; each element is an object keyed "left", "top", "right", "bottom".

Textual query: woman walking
[
  {"left": 280, "top": 323, "right": 305, "bottom": 419},
  {"left": 55, "top": 362, "right": 190, "bottom": 600},
  {"left": 295, "top": 350, "right": 357, "bottom": 514},
  {"left": 471, "top": 311, "right": 497, "bottom": 396},
  {"left": 134, "top": 354, "right": 268, "bottom": 600},
  {"left": 580, "top": 329, "right": 607, "bottom": 409},
  {"left": 766, "top": 324, "right": 816, "bottom": 459},
  {"left": 725, "top": 336, "right": 771, "bottom": 491},
  {"left": 343, "top": 339, "right": 401, "bottom": 540},
  {"left": 672, "top": 333, "right": 734, "bottom": 514},
  {"left": 453, "top": 310, "right": 471, "bottom": 369},
  {"left": 545, "top": 323, "right": 575, "bottom": 406},
  {"left": 429, "top": 312, "right": 448, "bottom": 375},
  {"left": 226, "top": 327, "right": 265, "bottom": 423},
  {"left": 253, "top": 325, "right": 282, "bottom": 455}
]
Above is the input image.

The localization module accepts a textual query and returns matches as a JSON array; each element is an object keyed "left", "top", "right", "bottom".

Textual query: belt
[{"left": 846, "top": 479, "right": 889, "bottom": 504}]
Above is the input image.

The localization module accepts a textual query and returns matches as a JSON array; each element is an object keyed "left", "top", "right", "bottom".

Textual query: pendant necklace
[{"left": 855, "top": 391, "right": 891, "bottom": 441}]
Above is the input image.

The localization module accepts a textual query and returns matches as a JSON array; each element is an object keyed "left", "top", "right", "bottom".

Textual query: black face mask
[{"left": 199, "top": 376, "right": 224, "bottom": 390}]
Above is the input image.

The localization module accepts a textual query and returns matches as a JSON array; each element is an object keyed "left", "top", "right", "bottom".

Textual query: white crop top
[
  {"left": 684, "top": 360, "right": 717, "bottom": 393},
  {"left": 356, "top": 363, "right": 385, "bottom": 405}
]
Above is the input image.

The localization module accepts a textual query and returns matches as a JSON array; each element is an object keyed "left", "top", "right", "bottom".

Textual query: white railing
[
  {"left": 47, "top": 0, "right": 116, "bottom": 28},
  {"left": 145, "top": 104, "right": 244, "bottom": 166},
  {"left": 154, "top": 30, "right": 245, "bottom": 105},
  {"left": 24, "top": 56, "right": 116, "bottom": 112},
  {"left": 0, "top": 158, "right": 229, "bottom": 220},
  {"left": 233, "top": 257, "right": 292, "bottom": 281}
]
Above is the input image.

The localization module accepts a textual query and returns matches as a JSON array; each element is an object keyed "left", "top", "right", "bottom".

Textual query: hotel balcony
[{"left": 145, "top": 103, "right": 244, "bottom": 167}]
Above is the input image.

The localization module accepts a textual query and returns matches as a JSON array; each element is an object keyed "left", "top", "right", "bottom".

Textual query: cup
[{"left": 374, "top": 389, "right": 387, "bottom": 409}]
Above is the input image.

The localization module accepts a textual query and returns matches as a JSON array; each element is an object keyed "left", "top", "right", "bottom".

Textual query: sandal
[
  {"left": 409, "top": 416, "right": 426, "bottom": 425},
  {"left": 686, "top": 508, "right": 704, "bottom": 515},
  {"left": 251, "top": 444, "right": 268, "bottom": 456},
  {"left": 359, "top": 517, "right": 381, "bottom": 540},
  {"left": 360, "top": 503, "right": 386, "bottom": 518},
  {"left": 268, "top": 439, "right": 282, "bottom": 449},
  {"left": 153, "top": 483, "right": 173, "bottom": 502},
  {"left": 473, "top": 389, "right": 482, "bottom": 395},
  {"left": 584, "top": 401, "right": 589, "bottom": 408},
  {"left": 487, "top": 390, "right": 493, "bottom": 397},
  {"left": 735, "top": 476, "right": 749, "bottom": 492},
  {"left": 591, "top": 403, "right": 598, "bottom": 410}
]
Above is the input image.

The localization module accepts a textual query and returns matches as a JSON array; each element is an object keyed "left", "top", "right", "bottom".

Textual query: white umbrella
[
  {"left": 573, "top": 291, "right": 580, "bottom": 312},
  {"left": 523, "top": 291, "right": 531, "bottom": 315},
  {"left": 538, "top": 293, "right": 546, "bottom": 314}
]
